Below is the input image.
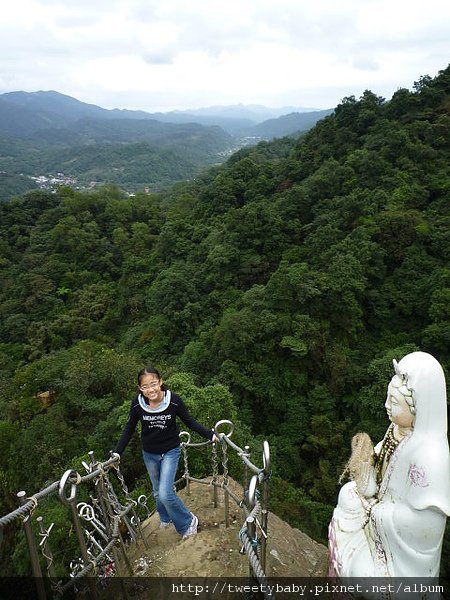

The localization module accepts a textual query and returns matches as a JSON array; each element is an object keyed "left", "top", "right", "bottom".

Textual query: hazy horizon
[
  {"left": 1, "top": 0, "right": 449, "bottom": 112},
  {"left": 0, "top": 89, "right": 330, "bottom": 115}
]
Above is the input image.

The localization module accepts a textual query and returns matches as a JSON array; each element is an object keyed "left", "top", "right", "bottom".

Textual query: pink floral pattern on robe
[{"left": 408, "top": 464, "right": 429, "bottom": 487}]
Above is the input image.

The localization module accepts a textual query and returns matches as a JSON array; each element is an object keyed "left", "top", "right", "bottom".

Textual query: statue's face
[{"left": 385, "top": 379, "right": 414, "bottom": 429}]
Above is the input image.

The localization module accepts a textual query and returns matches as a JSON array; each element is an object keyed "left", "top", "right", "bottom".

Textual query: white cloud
[{"left": 1, "top": 0, "right": 449, "bottom": 110}]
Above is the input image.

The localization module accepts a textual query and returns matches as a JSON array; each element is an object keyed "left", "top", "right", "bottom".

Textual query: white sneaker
[
  {"left": 182, "top": 514, "right": 198, "bottom": 539},
  {"left": 160, "top": 521, "right": 171, "bottom": 529}
]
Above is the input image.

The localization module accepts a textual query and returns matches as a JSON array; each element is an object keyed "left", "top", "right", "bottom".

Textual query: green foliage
[
  {"left": 0, "top": 172, "right": 37, "bottom": 201},
  {"left": 165, "top": 372, "right": 237, "bottom": 432},
  {"left": 164, "top": 372, "right": 241, "bottom": 476},
  {"left": 270, "top": 476, "right": 333, "bottom": 542}
]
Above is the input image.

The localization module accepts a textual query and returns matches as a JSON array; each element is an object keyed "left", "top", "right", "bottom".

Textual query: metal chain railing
[
  {"left": 0, "top": 419, "right": 272, "bottom": 599},
  {"left": 178, "top": 419, "right": 272, "bottom": 593},
  {"left": 0, "top": 453, "right": 142, "bottom": 600}
]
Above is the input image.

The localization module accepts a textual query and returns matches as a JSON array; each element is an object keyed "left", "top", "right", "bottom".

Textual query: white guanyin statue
[{"left": 328, "top": 351, "right": 450, "bottom": 577}]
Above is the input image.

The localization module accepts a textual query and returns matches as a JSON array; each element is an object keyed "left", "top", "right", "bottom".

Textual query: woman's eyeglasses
[{"left": 139, "top": 381, "right": 160, "bottom": 390}]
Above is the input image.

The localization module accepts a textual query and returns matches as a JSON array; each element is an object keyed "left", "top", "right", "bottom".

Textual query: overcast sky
[{"left": 1, "top": 0, "right": 449, "bottom": 112}]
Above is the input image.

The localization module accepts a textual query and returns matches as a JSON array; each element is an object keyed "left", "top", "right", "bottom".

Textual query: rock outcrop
[{"left": 127, "top": 479, "right": 328, "bottom": 577}]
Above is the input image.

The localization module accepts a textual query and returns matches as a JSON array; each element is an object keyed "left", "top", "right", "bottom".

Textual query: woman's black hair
[{"left": 137, "top": 366, "right": 167, "bottom": 391}]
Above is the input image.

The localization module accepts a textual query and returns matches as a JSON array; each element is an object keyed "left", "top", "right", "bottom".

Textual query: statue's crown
[
  {"left": 393, "top": 359, "right": 408, "bottom": 384},
  {"left": 392, "top": 359, "right": 415, "bottom": 413}
]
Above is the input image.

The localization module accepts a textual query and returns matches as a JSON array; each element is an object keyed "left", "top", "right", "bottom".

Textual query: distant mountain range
[
  {"left": 0, "top": 90, "right": 333, "bottom": 138},
  {"left": 151, "top": 103, "right": 331, "bottom": 134},
  {"left": 172, "top": 103, "right": 322, "bottom": 120},
  {"left": 0, "top": 90, "right": 334, "bottom": 199}
]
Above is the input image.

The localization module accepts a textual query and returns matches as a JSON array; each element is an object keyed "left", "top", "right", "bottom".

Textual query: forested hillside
[
  {"left": 0, "top": 66, "right": 449, "bottom": 575},
  {"left": 0, "top": 91, "right": 332, "bottom": 200},
  {"left": 248, "top": 108, "right": 333, "bottom": 138},
  {"left": 0, "top": 121, "right": 232, "bottom": 198}
]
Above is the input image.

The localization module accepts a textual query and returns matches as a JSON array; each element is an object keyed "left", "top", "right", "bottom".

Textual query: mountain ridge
[
  {"left": 0, "top": 90, "right": 334, "bottom": 137},
  {"left": 1, "top": 90, "right": 159, "bottom": 123}
]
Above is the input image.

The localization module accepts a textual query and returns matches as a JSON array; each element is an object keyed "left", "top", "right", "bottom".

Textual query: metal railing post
[
  {"left": 17, "top": 491, "right": 46, "bottom": 600},
  {"left": 243, "top": 445, "right": 250, "bottom": 490},
  {"left": 213, "top": 421, "right": 234, "bottom": 529},
  {"left": 246, "top": 516, "right": 256, "bottom": 579},
  {"left": 59, "top": 471, "right": 98, "bottom": 598},
  {"left": 260, "top": 441, "right": 271, "bottom": 573},
  {"left": 221, "top": 440, "right": 230, "bottom": 528}
]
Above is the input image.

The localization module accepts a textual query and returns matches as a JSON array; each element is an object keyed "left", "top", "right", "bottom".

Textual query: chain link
[{"left": 181, "top": 442, "right": 190, "bottom": 482}]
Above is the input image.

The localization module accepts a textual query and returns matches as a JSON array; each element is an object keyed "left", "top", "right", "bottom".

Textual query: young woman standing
[{"left": 113, "top": 366, "right": 217, "bottom": 538}]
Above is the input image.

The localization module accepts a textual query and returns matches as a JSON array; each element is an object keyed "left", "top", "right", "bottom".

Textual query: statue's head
[
  {"left": 385, "top": 361, "right": 416, "bottom": 430},
  {"left": 392, "top": 352, "right": 447, "bottom": 439}
]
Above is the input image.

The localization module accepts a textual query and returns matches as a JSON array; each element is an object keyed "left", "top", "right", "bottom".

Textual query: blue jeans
[{"left": 142, "top": 446, "right": 192, "bottom": 535}]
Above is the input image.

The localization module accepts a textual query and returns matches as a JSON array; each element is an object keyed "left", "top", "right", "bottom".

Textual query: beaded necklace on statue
[{"left": 375, "top": 424, "right": 400, "bottom": 486}]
